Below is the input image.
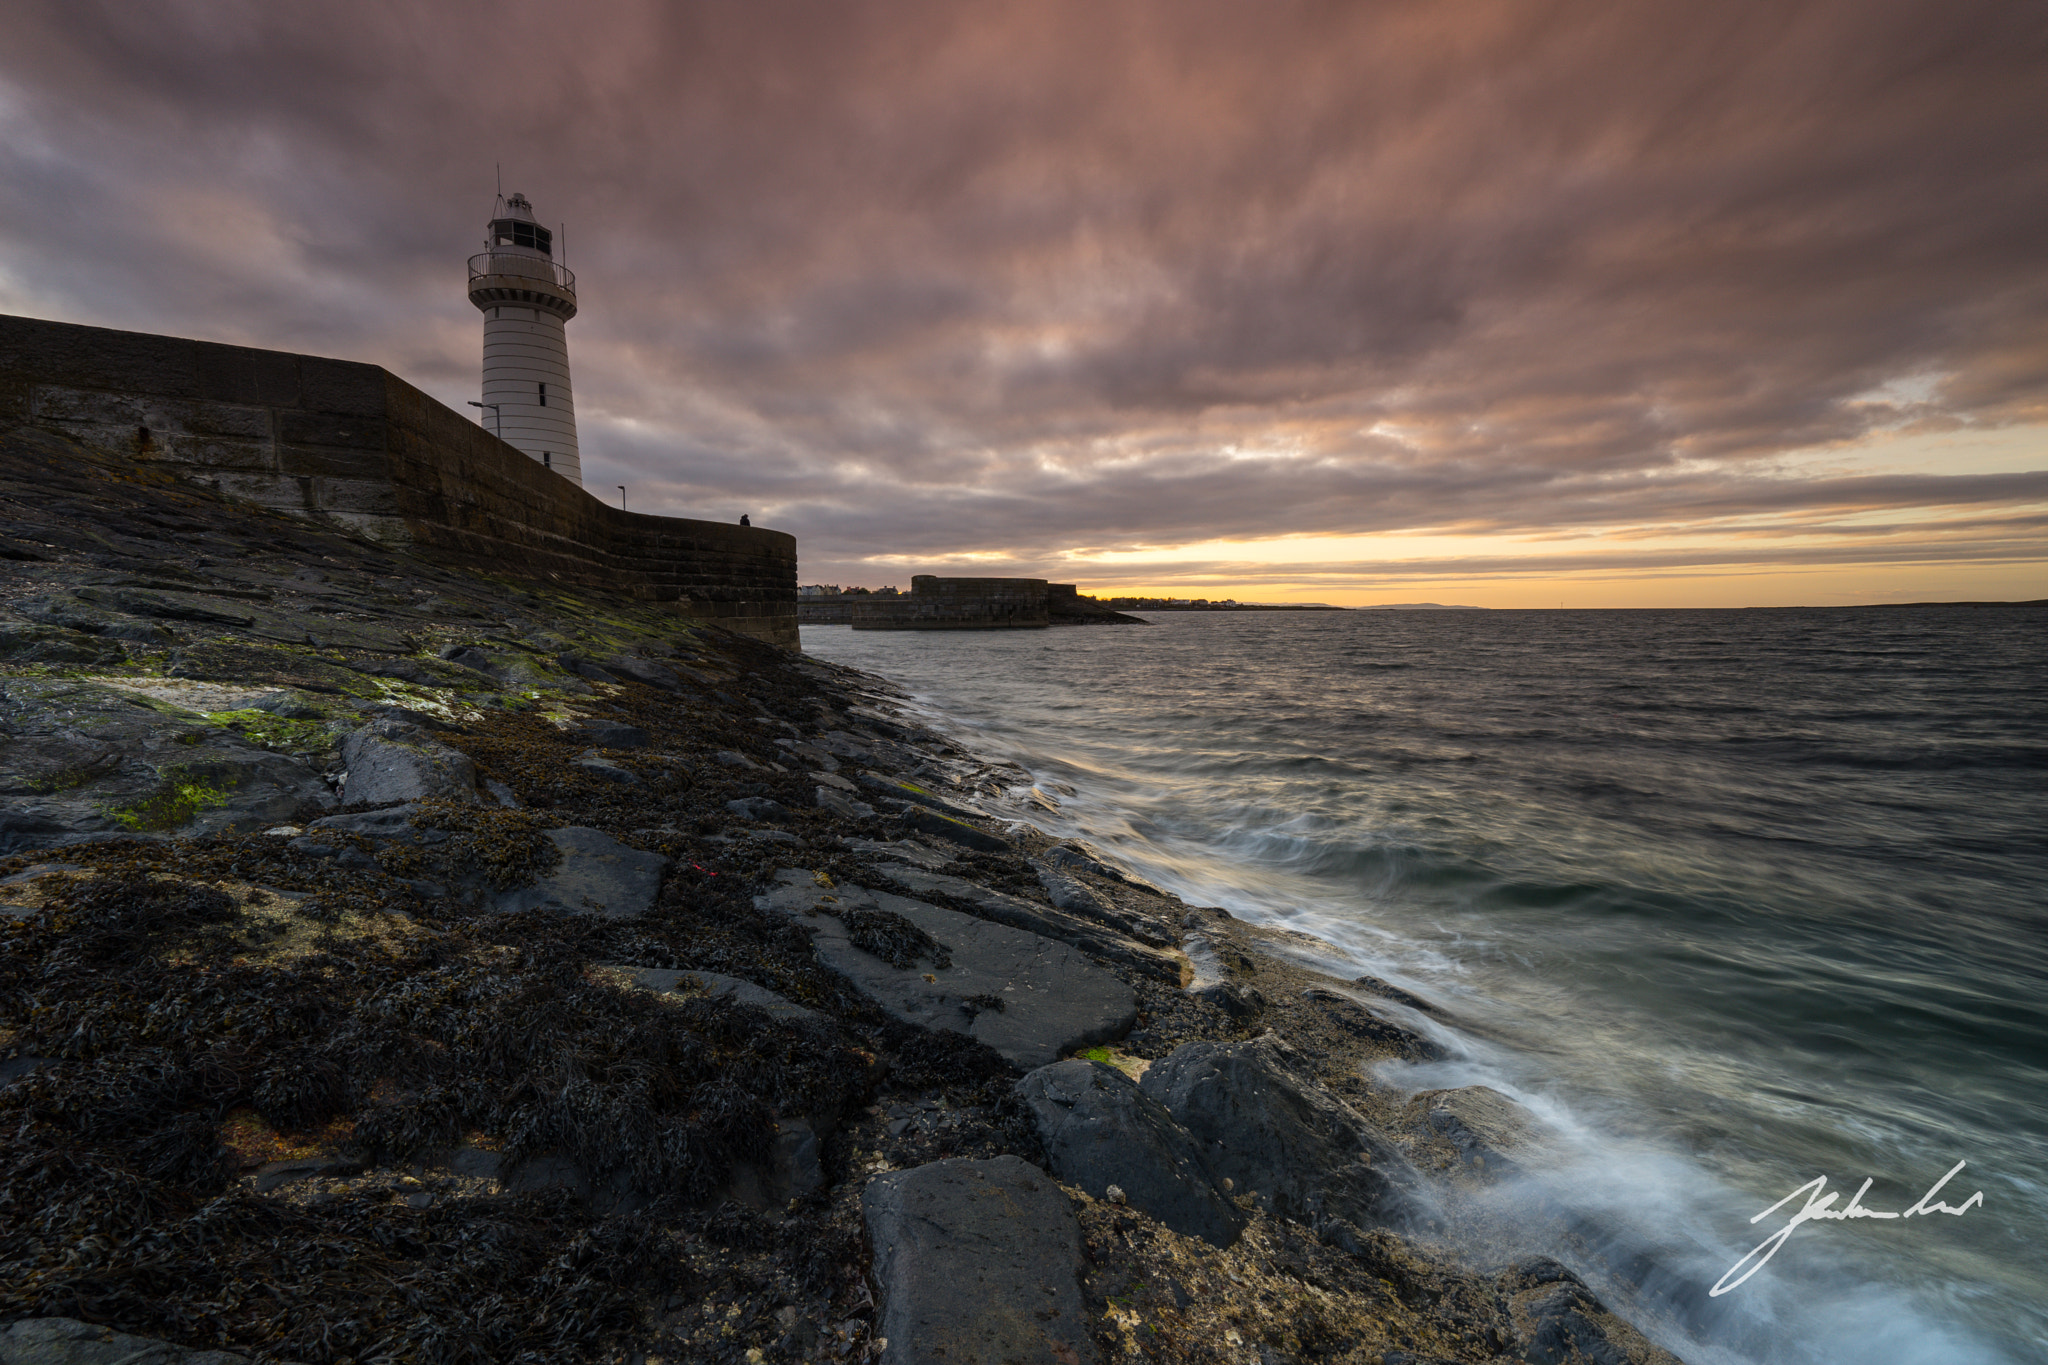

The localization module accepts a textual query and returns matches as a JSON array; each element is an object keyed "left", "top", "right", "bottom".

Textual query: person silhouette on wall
[{"left": 740, "top": 514, "right": 751, "bottom": 526}]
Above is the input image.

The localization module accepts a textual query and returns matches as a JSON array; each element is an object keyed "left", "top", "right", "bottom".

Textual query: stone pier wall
[{"left": 0, "top": 313, "right": 797, "bottom": 647}]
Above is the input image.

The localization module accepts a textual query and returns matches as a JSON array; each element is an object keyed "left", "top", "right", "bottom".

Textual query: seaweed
[
  {"left": 0, "top": 847, "right": 877, "bottom": 1362},
  {"left": 831, "top": 906, "right": 951, "bottom": 970}
]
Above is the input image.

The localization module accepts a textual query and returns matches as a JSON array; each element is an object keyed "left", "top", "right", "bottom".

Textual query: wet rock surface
[
  {"left": 1140, "top": 1034, "right": 1429, "bottom": 1238},
  {"left": 488, "top": 826, "right": 669, "bottom": 918},
  {"left": 862, "top": 1155, "right": 1092, "bottom": 1365},
  {"left": 0, "top": 421, "right": 1685, "bottom": 1365},
  {"left": 0, "top": 1318, "right": 259, "bottom": 1364},
  {"left": 1016, "top": 1058, "right": 1247, "bottom": 1248},
  {"left": 755, "top": 868, "right": 1137, "bottom": 1069}
]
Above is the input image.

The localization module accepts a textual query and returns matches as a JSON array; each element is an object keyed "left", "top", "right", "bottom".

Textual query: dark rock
[
  {"left": 0, "top": 621, "right": 126, "bottom": 666},
  {"left": 862, "top": 1155, "right": 1092, "bottom": 1365},
  {"left": 0, "top": 1056, "right": 53, "bottom": 1088},
  {"left": 603, "top": 964, "right": 821, "bottom": 1024},
  {"left": 361, "top": 703, "right": 457, "bottom": 733},
  {"left": 755, "top": 869, "right": 1136, "bottom": 1069},
  {"left": 857, "top": 773, "right": 988, "bottom": 822},
  {"left": 306, "top": 804, "right": 442, "bottom": 842},
  {"left": 574, "top": 750, "right": 641, "bottom": 785},
  {"left": 599, "top": 655, "right": 683, "bottom": 691},
  {"left": 286, "top": 836, "right": 378, "bottom": 870},
  {"left": 1015, "top": 1059, "right": 1247, "bottom": 1247},
  {"left": 894, "top": 803, "right": 1009, "bottom": 853},
  {"left": 1299, "top": 986, "right": 1442, "bottom": 1059},
  {"left": 714, "top": 749, "right": 760, "bottom": 770},
  {"left": 72, "top": 584, "right": 254, "bottom": 626},
  {"left": 249, "top": 690, "right": 326, "bottom": 719},
  {"left": 439, "top": 643, "right": 589, "bottom": 695},
  {"left": 1030, "top": 857, "right": 1176, "bottom": 946},
  {"left": 1033, "top": 859, "right": 1113, "bottom": 918},
  {"left": 339, "top": 721, "right": 481, "bottom": 805},
  {"left": 574, "top": 720, "right": 651, "bottom": 748},
  {"left": 1412, "top": 1085, "right": 1546, "bottom": 1172},
  {"left": 726, "top": 796, "right": 792, "bottom": 822},
  {"left": 0, "top": 1317, "right": 256, "bottom": 1363},
  {"left": 489, "top": 826, "right": 668, "bottom": 919},
  {"left": 1515, "top": 1280, "right": 1637, "bottom": 1365},
  {"left": 815, "top": 786, "right": 876, "bottom": 820},
  {"left": 252, "top": 1156, "right": 363, "bottom": 1193},
  {"left": 1182, "top": 930, "right": 1266, "bottom": 1017},
  {"left": 165, "top": 640, "right": 361, "bottom": 693},
  {"left": 1349, "top": 974, "right": 1441, "bottom": 1014},
  {"left": 845, "top": 836, "right": 951, "bottom": 869},
  {"left": 773, "top": 1119, "right": 825, "bottom": 1199},
  {"left": 345, "top": 655, "right": 482, "bottom": 689},
  {"left": 1193, "top": 980, "right": 1266, "bottom": 1018},
  {"left": 875, "top": 863, "right": 1183, "bottom": 984},
  {"left": 0, "top": 679, "right": 335, "bottom": 853},
  {"left": 14, "top": 595, "right": 176, "bottom": 644},
  {"left": 1139, "top": 1035, "right": 1428, "bottom": 1235}
]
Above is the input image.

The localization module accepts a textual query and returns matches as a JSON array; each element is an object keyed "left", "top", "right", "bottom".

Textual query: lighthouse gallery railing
[{"left": 467, "top": 252, "right": 576, "bottom": 293}]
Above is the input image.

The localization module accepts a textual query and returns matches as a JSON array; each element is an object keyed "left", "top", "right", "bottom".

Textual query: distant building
[{"left": 850, "top": 576, "right": 1140, "bottom": 630}]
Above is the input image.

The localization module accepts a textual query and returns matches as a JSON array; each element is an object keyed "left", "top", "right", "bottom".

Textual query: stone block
[
  {"left": 862, "top": 1156, "right": 1091, "bottom": 1365},
  {"left": 1017, "top": 1058, "right": 1247, "bottom": 1247}
]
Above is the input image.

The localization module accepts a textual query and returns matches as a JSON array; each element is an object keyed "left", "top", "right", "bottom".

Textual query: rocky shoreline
[{"left": 0, "top": 422, "right": 1682, "bottom": 1365}]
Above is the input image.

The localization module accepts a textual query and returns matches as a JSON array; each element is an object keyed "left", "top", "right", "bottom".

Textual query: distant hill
[{"left": 1356, "top": 602, "right": 1488, "bottom": 610}]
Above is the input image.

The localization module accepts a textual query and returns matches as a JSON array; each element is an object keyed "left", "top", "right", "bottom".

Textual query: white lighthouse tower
[{"left": 467, "top": 192, "right": 581, "bottom": 484}]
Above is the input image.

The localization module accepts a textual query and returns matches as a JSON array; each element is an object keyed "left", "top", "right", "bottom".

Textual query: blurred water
[{"left": 803, "top": 606, "right": 2048, "bottom": 1365}]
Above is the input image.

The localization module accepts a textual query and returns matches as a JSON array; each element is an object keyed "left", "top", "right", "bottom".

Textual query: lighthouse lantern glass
[{"left": 489, "top": 220, "right": 553, "bottom": 255}]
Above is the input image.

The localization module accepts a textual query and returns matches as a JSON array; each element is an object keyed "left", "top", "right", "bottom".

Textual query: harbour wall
[
  {"left": 0, "top": 313, "right": 798, "bottom": 647},
  {"left": 851, "top": 576, "right": 1052, "bottom": 630}
]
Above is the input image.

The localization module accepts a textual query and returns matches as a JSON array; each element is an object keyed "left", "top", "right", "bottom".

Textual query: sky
[{"left": 1, "top": 0, "right": 2043, "bottom": 607}]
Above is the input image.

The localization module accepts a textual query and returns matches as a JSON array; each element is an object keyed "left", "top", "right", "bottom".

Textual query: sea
[{"left": 801, "top": 606, "right": 2048, "bottom": 1365}]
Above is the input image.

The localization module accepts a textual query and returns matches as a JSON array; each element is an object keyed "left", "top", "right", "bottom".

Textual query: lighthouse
[{"left": 467, "top": 192, "right": 581, "bottom": 484}]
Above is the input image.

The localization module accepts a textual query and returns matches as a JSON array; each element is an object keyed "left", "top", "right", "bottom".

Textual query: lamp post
[
  {"left": 466, "top": 400, "right": 502, "bottom": 437},
  {"left": 617, "top": 485, "right": 626, "bottom": 510}
]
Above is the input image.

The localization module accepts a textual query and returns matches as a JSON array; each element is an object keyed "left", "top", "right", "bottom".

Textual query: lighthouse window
[
  {"left": 543, "top": 452, "right": 552, "bottom": 468},
  {"left": 538, "top": 382, "right": 547, "bottom": 406},
  {"left": 489, "top": 220, "right": 554, "bottom": 256}
]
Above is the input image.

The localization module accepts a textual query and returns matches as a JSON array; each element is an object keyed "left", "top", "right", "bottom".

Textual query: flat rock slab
[
  {"left": 894, "top": 803, "right": 1010, "bottom": 853},
  {"left": 862, "top": 1155, "right": 1092, "bottom": 1365},
  {"left": 599, "top": 963, "right": 820, "bottom": 1024},
  {"left": 0, "top": 678, "right": 335, "bottom": 854},
  {"left": 1017, "top": 1058, "right": 1247, "bottom": 1248},
  {"left": 340, "top": 721, "right": 481, "bottom": 805},
  {"left": 844, "top": 836, "right": 954, "bottom": 869},
  {"left": 756, "top": 868, "right": 1135, "bottom": 1069},
  {"left": 0, "top": 1317, "right": 260, "bottom": 1364},
  {"left": 491, "top": 827, "right": 669, "bottom": 918},
  {"left": 878, "top": 864, "right": 1183, "bottom": 985}
]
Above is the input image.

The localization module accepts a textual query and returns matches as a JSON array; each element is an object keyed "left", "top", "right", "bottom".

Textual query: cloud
[{"left": 1, "top": 0, "right": 2043, "bottom": 596}]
